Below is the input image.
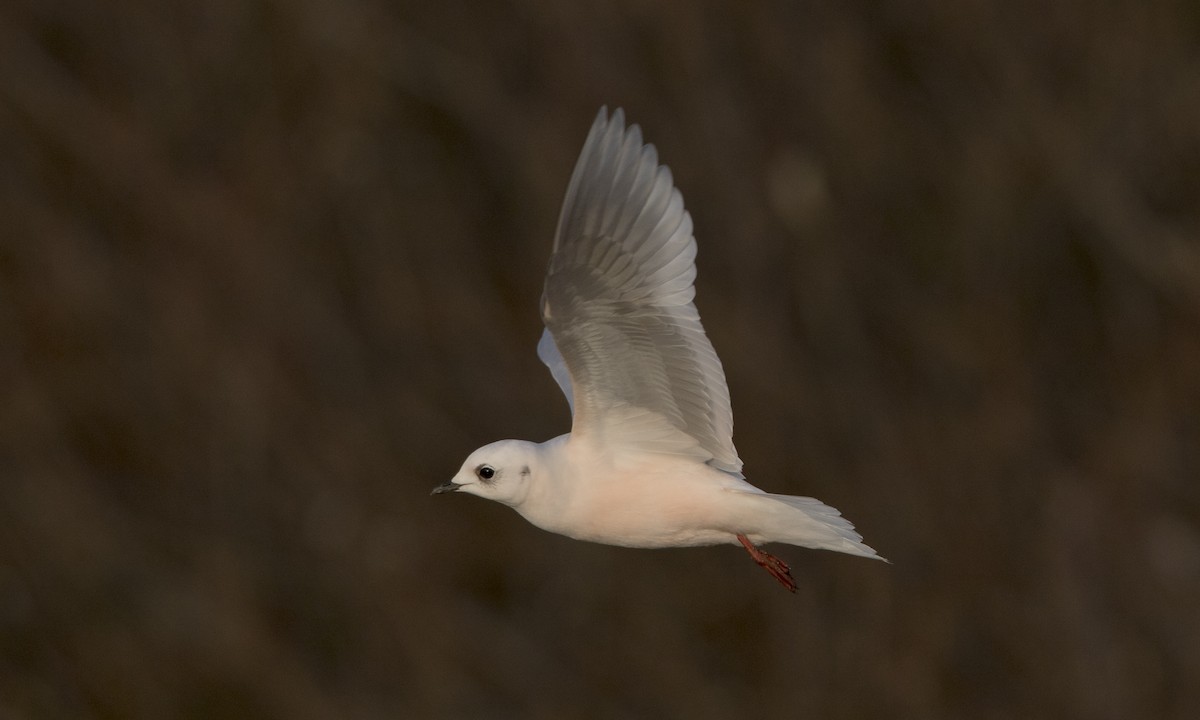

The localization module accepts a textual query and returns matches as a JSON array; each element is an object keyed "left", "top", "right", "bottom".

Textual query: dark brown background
[{"left": 2, "top": 1, "right": 1198, "bottom": 718}]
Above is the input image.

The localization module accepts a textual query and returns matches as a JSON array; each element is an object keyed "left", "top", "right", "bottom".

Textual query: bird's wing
[{"left": 539, "top": 107, "right": 742, "bottom": 474}]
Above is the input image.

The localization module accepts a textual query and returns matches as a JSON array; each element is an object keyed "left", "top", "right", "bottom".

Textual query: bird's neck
[{"left": 509, "top": 433, "right": 576, "bottom": 529}]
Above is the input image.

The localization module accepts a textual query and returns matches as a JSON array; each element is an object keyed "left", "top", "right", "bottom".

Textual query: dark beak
[{"left": 431, "top": 480, "right": 462, "bottom": 496}]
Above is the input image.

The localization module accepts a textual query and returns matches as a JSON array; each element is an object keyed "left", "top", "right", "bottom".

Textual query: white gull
[{"left": 434, "top": 108, "right": 883, "bottom": 591}]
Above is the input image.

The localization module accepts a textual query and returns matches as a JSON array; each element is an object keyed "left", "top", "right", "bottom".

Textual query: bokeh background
[{"left": 2, "top": 1, "right": 1199, "bottom": 718}]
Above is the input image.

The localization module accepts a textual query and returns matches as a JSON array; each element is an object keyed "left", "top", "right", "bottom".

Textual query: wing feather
[{"left": 539, "top": 108, "right": 741, "bottom": 474}]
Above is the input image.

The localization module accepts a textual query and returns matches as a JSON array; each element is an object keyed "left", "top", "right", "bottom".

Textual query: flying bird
[{"left": 433, "top": 108, "right": 883, "bottom": 591}]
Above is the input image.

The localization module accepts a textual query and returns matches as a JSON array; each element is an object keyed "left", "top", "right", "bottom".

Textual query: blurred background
[{"left": 2, "top": 0, "right": 1198, "bottom": 718}]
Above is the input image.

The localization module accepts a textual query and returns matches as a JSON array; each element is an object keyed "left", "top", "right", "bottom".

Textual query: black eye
[{"left": 476, "top": 465, "right": 495, "bottom": 480}]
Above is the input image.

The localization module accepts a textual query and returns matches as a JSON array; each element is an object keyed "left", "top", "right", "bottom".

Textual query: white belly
[{"left": 520, "top": 452, "right": 752, "bottom": 548}]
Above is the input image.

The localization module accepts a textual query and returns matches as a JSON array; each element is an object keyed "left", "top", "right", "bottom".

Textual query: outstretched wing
[{"left": 539, "top": 108, "right": 741, "bottom": 474}]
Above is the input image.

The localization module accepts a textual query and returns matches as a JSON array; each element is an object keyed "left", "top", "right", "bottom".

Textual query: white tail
[{"left": 736, "top": 490, "right": 886, "bottom": 561}]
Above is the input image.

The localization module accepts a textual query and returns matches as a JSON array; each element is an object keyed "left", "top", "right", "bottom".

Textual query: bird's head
[{"left": 432, "top": 439, "right": 540, "bottom": 507}]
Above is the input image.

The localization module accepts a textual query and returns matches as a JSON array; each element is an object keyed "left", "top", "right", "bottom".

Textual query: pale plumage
[{"left": 435, "top": 108, "right": 883, "bottom": 591}]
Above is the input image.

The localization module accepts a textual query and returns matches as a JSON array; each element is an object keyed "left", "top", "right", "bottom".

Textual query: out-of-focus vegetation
[{"left": 2, "top": 1, "right": 1198, "bottom": 718}]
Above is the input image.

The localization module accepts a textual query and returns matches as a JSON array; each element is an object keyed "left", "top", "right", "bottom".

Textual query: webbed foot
[{"left": 737, "top": 533, "right": 797, "bottom": 592}]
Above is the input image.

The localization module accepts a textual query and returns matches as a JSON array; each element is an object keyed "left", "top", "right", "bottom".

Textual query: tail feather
[{"left": 739, "top": 491, "right": 886, "bottom": 561}]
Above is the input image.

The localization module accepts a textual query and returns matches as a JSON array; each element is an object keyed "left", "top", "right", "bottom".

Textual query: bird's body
[
  {"left": 478, "top": 435, "right": 877, "bottom": 558},
  {"left": 435, "top": 108, "right": 882, "bottom": 590},
  {"left": 504, "top": 434, "right": 744, "bottom": 549}
]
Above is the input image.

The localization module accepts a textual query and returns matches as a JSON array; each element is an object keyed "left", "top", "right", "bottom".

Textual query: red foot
[{"left": 737, "top": 534, "right": 797, "bottom": 593}]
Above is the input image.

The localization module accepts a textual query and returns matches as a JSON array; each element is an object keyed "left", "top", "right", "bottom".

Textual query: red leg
[{"left": 737, "top": 534, "right": 797, "bottom": 593}]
